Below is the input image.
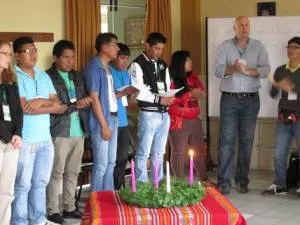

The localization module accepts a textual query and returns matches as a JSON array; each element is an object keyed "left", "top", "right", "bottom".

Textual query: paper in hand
[
  {"left": 116, "top": 85, "right": 130, "bottom": 92},
  {"left": 155, "top": 87, "right": 184, "bottom": 97}
]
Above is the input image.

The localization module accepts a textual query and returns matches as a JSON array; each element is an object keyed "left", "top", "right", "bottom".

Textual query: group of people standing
[
  {"left": 0, "top": 31, "right": 207, "bottom": 225},
  {"left": 1, "top": 14, "right": 300, "bottom": 225},
  {"left": 0, "top": 37, "right": 90, "bottom": 225}
]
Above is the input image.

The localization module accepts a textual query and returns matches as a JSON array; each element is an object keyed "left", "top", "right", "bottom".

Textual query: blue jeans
[
  {"left": 135, "top": 111, "right": 170, "bottom": 183},
  {"left": 217, "top": 94, "right": 260, "bottom": 188},
  {"left": 274, "top": 120, "right": 300, "bottom": 187},
  {"left": 91, "top": 115, "right": 118, "bottom": 191},
  {"left": 11, "top": 140, "right": 54, "bottom": 225}
]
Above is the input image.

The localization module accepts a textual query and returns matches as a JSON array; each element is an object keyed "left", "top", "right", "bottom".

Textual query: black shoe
[
  {"left": 262, "top": 184, "right": 288, "bottom": 195},
  {"left": 238, "top": 184, "right": 249, "bottom": 193},
  {"left": 63, "top": 209, "right": 83, "bottom": 219},
  {"left": 218, "top": 183, "right": 231, "bottom": 195},
  {"left": 47, "top": 213, "right": 64, "bottom": 224}
]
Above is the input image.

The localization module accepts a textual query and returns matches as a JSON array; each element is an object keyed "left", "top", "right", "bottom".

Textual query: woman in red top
[{"left": 168, "top": 50, "right": 207, "bottom": 181}]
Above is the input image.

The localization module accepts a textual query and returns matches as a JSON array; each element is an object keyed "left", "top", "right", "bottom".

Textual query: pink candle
[
  {"left": 154, "top": 154, "right": 159, "bottom": 190},
  {"left": 131, "top": 160, "right": 136, "bottom": 192},
  {"left": 189, "top": 150, "right": 194, "bottom": 185}
]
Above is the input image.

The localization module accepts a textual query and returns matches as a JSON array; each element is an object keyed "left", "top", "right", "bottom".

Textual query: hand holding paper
[
  {"left": 116, "top": 85, "right": 130, "bottom": 92},
  {"left": 155, "top": 87, "right": 184, "bottom": 97}
]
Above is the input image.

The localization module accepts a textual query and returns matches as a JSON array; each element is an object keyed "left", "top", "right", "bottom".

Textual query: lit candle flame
[{"left": 189, "top": 149, "right": 194, "bottom": 157}]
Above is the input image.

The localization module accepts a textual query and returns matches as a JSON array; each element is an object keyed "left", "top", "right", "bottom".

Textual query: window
[
  {"left": 101, "top": 6, "right": 108, "bottom": 32},
  {"left": 100, "top": 0, "right": 146, "bottom": 59}
]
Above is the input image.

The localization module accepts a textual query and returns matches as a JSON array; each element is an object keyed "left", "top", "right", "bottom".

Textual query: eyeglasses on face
[
  {"left": 286, "top": 45, "right": 300, "bottom": 50},
  {"left": 19, "top": 48, "right": 38, "bottom": 54},
  {"left": 0, "top": 52, "right": 12, "bottom": 57}
]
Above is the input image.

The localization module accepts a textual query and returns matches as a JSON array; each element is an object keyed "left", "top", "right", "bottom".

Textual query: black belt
[
  {"left": 111, "top": 112, "right": 117, "bottom": 116},
  {"left": 222, "top": 92, "right": 258, "bottom": 98}
]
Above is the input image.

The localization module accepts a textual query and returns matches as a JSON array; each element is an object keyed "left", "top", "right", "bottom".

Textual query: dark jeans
[
  {"left": 217, "top": 93, "right": 260, "bottom": 188},
  {"left": 113, "top": 126, "right": 130, "bottom": 190},
  {"left": 274, "top": 121, "right": 300, "bottom": 187}
]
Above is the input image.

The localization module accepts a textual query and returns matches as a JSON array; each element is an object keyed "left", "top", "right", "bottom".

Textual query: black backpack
[{"left": 286, "top": 151, "right": 300, "bottom": 189}]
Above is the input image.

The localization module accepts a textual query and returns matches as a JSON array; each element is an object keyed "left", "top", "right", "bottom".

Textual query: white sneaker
[
  {"left": 36, "top": 220, "right": 59, "bottom": 225},
  {"left": 262, "top": 184, "right": 288, "bottom": 195}
]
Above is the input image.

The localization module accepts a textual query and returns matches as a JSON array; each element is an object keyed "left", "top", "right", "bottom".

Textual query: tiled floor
[
  {"left": 60, "top": 170, "right": 300, "bottom": 225},
  {"left": 210, "top": 170, "right": 300, "bottom": 225}
]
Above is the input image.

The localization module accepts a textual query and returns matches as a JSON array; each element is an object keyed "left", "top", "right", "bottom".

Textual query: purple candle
[
  {"left": 131, "top": 160, "right": 136, "bottom": 192},
  {"left": 154, "top": 154, "right": 159, "bottom": 190},
  {"left": 189, "top": 150, "right": 194, "bottom": 185}
]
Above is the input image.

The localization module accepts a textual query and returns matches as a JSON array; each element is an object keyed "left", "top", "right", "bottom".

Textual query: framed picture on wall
[
  {"left": 125, "top": 18, "right": 145, "bottom": 47},
  {"left": 257, "top": 2, "right": 276, "bottom": 16}
]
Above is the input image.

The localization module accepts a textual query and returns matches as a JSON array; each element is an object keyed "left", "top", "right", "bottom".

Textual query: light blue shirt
[
  {"left": 215, "top": 38, "right": 270, "bottom": 92},
  {"left": 110, "top": 66, "right": 131, "bottom": 127},
  {"left": 16, "top": 65, "right": 56, "bottom": 143}
]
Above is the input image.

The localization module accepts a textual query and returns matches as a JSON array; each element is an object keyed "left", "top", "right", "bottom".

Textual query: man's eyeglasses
[
  {"left": 286, "top": 45, "right": 300, "bottom": 50},
  {"left": 19, "top": 48, "right": 38, "bottom": 54},
  {"left": 0, "top": 52, "right": 12, "bottom": 57}
]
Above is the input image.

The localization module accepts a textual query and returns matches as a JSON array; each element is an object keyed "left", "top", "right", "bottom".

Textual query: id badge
[
  {"left": 157, "top": 81, "right": 165, "bottom": 94},
  {"left": 121, "top": 96, "right": 128, "bottom": 107},
  {"left": 2, "top": 104, "right": 11, "bottom": 121},
  {"left": 288, "top": 91, "right": 297, "bottom": 100},
  {"left": 70, "top": 97, "right": 77, "bottom": 103},
  {"left": 69, "top": 89, "right": 77, "bottom": 103},
  {"left": 238, "top": 59, "right": 247, "bottom": 66}
]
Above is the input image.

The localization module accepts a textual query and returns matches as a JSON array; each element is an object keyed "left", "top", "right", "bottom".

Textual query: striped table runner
[{"left": 81, "top": 187, "right": 246, "bottom": 225}]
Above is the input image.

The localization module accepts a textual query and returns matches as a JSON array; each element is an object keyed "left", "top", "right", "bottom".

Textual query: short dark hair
[
  {"left": 13, "top": 36, "right": 34, "bottom": 53},
  {"left": 117, "top": 43, "right": 130, "bottom": 56},
  {"left": 288, "top": 36, "right": 300, "bottom": 46},
  {"left": 52, "top": 40, "right": 75, "bottom": 57},
  {"left": 95, "top": 32, "right": 118, "bottom": 53},
  {"left": 146, "top": 32, "right": 167, "bottom": 46}
]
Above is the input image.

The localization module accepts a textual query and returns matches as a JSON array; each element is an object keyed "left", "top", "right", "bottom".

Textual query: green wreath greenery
[{"left": 119, "top": 179, "right": 205, "bottom": 208}]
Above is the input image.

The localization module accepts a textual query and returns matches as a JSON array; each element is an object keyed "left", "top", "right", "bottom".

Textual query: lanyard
[
  {"left": 34, "top": 80, "right": 39, "bottom": 97},
  {"left": 0, "top": 85, "right": 7, "bottom": 103},
  {"left": 64, "top": 77, "right": 73, "bottom": 89},
  {"left": 59, "top": 72, "right": 74, "bottom": 90},
  {"left": 233, "top": 37, "right": 249, "bottom": 58},
  {"left": 62, "top": 73, "right": 76, "bottom": 101},
  {"left": 152, "top": 61, "right": 162, "bottom": 81}
]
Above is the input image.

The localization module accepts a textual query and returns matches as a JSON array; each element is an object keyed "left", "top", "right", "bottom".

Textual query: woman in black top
[{"left": 0, "top": 40, "right": 23, "bottom": 225}]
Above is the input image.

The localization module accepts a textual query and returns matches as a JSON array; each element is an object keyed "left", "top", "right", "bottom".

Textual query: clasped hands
[
  {"left": 76, "top": 96, "right": 92, "bottom": 109},
  {"left": 233, "top": 59, "right": 249, "bottom": 75}
]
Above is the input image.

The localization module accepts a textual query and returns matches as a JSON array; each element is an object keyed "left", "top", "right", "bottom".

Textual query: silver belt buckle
[{"left": 237, "top": 93, "right": 246, "bottom": 99}]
